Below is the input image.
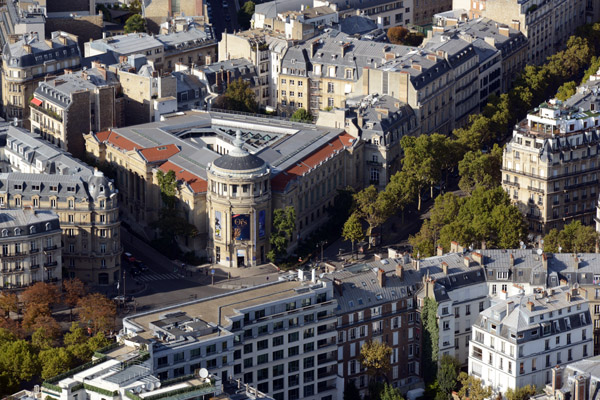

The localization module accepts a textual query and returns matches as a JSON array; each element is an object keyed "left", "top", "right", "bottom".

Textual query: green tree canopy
[
  {"left": 458, "top": 144, "right": 503, "bottom": 195},
  {"left": 437, "top": 355, "right": 461, "bottom": 399},
  {"left": 0, "top": 340, "right": 39, "bottom": 393},
  {"left": 215, "top": 78, "right": 259, "bottom": 113},
  {"left": 268, "top": 206, "right": 296, "bottom": 262},
  {"left": 124, "top": 14, "right": 146, "bottom": 33},
  {"left": 342, "top": 213, "right": 364, "bottom": 258},
  {"left": 39, "top": 347, "right": 72, "bottom": 380},
  {"left": 380, "top": 384, "right": 405, "bottom": 400},
  {"left": 238, "top": 1, "right": 255, "bottom": 30},
  {"left": 421, "top": 297, "right": 439, "bottom": 383},
  {"left": 353, "top": 185, "right": 394, "bottom": 246},
  {"left": 505, "top": 385, "right": 537, "bottom": 400},
  {"left": 457, "top": 372, "right": 492, "bottom": 400},
  {"left": 387, "top": 26, "right": 409, "bottom": 44},
  {"left": 555, "top": 81, "right": 577, "bottom": 101},
  {"left": 543, "top": 220, "right": 599, "bottom": 253},
  {"left": 290, "top": 108, "right": 313, "bottom": 123}
]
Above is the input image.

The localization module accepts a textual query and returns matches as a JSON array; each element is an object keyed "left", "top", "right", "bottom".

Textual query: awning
[{"left": 30, "top": 98, "right": 42, "bottom": 107}]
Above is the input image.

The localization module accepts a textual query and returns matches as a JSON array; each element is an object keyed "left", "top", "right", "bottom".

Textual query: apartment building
[
  {"left": 412, "top": 0, "right": 452, "bottom": 26},
  {"left": 0, "top": 208, "right": 62, "bottom": 290},
  {"left": 122, "top": 278, "right": 338, "bottom": 400},
  {"left": 84, "top": 110, "right": 361, "bottom": 261},
  {"left": 317, "top": 94, "right": 418, "bottom": 189},
  {"left": 108, "top": 56, "right": 177, "bottom": 125},
  {"left": 501, "top": 77, "right": 600, "bottom": 234},
  {"left": 0, "top": 123, "right": 121, "bottom": 286},
  {"left": 1, "top": 31, "right": 81, "bottom": 128},
  {"left": 332, "top": 259, "right": 422, "bottom": 395},
  {"left": 0, "top": 0, "right": 45, "bottom": 49},
  {"left": 415, "top": 246, "right": 490, "bottom": 366},
  {"left": 177, "top": 59, "right": 268, "bottom": 110},
  {"left": 219, "top": 31, "right": 289, "bottom": 108},
  {"left": 278, "top": 30, "right": 459, "bottom": 135},
  {"left": 30, "top": 65, "right": 123, "bottom": 158},
  {"left": 432, "top": 13, "right": 528, "bottom": 94},
  {"left": 452, "top": 0, "right": 586, "bottom": 65},
  {"left": 532, "top": 358, "right": 600, "bottom": 400},
  {"left": 84, "top": 28, "right": 217, "bottom": 73},
  {"left": 468, "top": 286, "right": 593, "bottom": 393},
  {"left": 142, "top": 0, "right": 206, "bottom": 33}
]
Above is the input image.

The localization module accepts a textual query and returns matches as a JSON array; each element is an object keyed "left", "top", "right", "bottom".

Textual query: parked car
[
  {"left": 113, "top": 295, "right": 133, "bottom": 303},
  {"left": 134, "top": 260, "right": 149, "bottom": 272},
  {"left": 222, "top": 1, "right": 228, "bottom": 7},
  {"left": 123, "top": 252, "right": 135, "bottom": 263}
]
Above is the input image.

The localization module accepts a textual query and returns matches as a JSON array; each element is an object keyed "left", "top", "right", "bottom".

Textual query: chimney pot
[
  {"left": 441, "top": 261, "right": 448, "bottom": 275},
  {"left": 436, "top": 246, "right": 443, "bottom": 256},
  {"left": 377, "top": 268, "right": 385, "bottom": 287},
  {"left": 526, "top": 301, "right": 534, "bottom": 312},
  {"left": 396, "top": 264, "right": 404, "bottom": 281}
]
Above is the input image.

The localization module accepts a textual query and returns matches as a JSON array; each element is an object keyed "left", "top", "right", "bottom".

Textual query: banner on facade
[
  {"left": 215, "top": 211, "right": 222, "bottom": 238},
  {"left": 232, "top": 214, "right": 250, "bottom": 240},
  {"left": 258, "top": 210, "right": 266, "bottom": 238}
]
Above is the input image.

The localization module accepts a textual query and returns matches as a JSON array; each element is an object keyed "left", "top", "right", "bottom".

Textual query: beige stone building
[
  {"left": 0, "top": 123, "right": 121, "bottom": 286},
  {"left": 84, "top": 28, "right": 217, "bottom": 73},
  {"left": 84, "top": 110, "right": 363, "bottom": 263},
  {"left": 0, "top": 208, "right": 62, "bottom": 290},
  {"left": 502, "top": 76, "right": 600, "bottom": 235},
  {"left": 279, "top": 31, "right": 459, "bottom": 135},
  {"left": 142, "top": 0, "right": 206, "bottom": 33},
  {"left": 452, "top": 0, "right": 586, "bottom": 65},
  {"left": 30, "top": 65, "right": 123, "bottom": 159},
  {"left": 1, "top": 31, "right": 81, "bottom": 129}
]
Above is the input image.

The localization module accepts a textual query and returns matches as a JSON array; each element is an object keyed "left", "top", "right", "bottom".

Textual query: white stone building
[{"left": 468, "top": 285, "right": 593, "bottom": 394}]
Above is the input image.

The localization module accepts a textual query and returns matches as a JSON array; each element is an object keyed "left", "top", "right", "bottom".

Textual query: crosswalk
[{"left": 134, "top": 273, "right": 182, "bottom": 282}]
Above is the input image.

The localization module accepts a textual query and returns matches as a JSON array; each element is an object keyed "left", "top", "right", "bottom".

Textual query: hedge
[
  {"left": 41, "top": 382, "right": 62, "bottom": 393},
  {"left": 83, "top": 383, "right": 118, "bottom": 397}
]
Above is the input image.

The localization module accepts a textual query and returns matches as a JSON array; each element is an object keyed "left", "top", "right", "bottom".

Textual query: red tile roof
[
  {"left": 159, "top": 160, "right": 207, "bottom": 194},
  {"left": 271, "top": 132, "right": 354, "bottom": 192},
  {"left": 95, "top": 130, "right": 138, "bottom": 151},
  {"left": 139, "top": 144, "right": 181, "bottom": 163}
]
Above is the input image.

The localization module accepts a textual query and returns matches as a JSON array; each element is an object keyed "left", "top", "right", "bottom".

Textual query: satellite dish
[
  {"left": 146, "top": 382, "right": 154, "bottom": 391},
  {"left": 519, "top": 241, "right": 524, "bottom": 246},
  {"left": 537, "top": 248, "right": 543, "bottom": 256},
  {"left": 199, "top": 368, "right": 209, "bottom": 379},
  {"left": 135, "top": 386, "right": 143, "bottom": 394},
  {"left": 155, "top": 382, "right": 161, "bottom": 389}
]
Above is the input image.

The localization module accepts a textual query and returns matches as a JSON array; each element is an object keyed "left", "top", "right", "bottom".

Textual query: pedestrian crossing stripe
[{"left": 135, "top": 273, "right": 181, "bottom": 282}]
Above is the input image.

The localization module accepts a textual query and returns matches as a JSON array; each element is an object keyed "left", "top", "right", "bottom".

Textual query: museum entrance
[{"left": 236, "top": 249, "right": 246, "bottom": 267}]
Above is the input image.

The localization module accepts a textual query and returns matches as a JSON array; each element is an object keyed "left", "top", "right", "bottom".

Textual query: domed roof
[
  {"left": 212, "top": 130, "right": 266, "bottom": 172},
  {"left": 87, "top": 169, "right": 113, "bottom": 199}
]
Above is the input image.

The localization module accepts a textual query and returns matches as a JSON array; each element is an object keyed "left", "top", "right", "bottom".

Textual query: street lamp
[{"left": 316, "top": 240, "right": 327, "bottom": 264}]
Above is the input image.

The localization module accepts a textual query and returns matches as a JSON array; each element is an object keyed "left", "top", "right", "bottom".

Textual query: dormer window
[
  {"left": 45, "top": 223, "right": 51, "bottom": 231},
  {"left": 29, "top": 226, "right": 35, "bottom": 234},
  {"left": 1, "top": 229, "right": 7, "bottom": 237},
  {"left": 14, "top": 228, "right": 20, "bottom": 235}
]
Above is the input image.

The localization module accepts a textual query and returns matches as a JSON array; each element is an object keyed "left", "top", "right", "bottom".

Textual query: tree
[
  {"left": 543, "top": 220, "right": 599, "bottom": 253},
  {"left": 555, "top": 81, "right": 577, "bottom": 101},
  {"left": 87, "top": 331, "right": 112, "bottom": 353},
  {"left": 215, "top": 78, "right": 259, "bottom": 113},
  {"left": 342, "top": 213, "right": 364, "bottom": 258},
  {"left": 437, "top": 355, "right": 460, "bottom": 399},
  {"left": 77, "top": 293, "right": 116, "bottom": 335},
  {"left": 238, "top": 1, "right": 255, "bottom": 30},
  {"left": 64, "top": 323, "right": 92, "bottom": 362},
  {"left": 21, "top": 282, "right": 59, "bottom": 310},
  {"left": 28, "top": 315, "right": 61, "bottom": 345},
  {"left": 386, "top": 171, "right": 418, "bottom": 221},
  {"left": 22, "top": 302, "right": 52, "bottom": 333},
  {"left": 290, "top": 108, "right": 313, "bottom": 123},
  {"left": 268, "top": 206, "right": 296, "bottom": 262},
  {"left": 124, "top": 14, "right": 146, "bottom": 33},
  {"left": 457, "top": 372, "right": 492, "bottom": 400},
  {"left": 380, "top": 383, "right": 405, "bottom": 400},
  {"left": 387, "top": 26, "right": 409, "bottom": 44},
  {"left": 343, "top": 380, "right": 362, "bottom": 400},
  {"left": 0, "top": 292, "right": 18, "bottom": 317},
  {"left": 353, "top": 186, "right": 394, "bottom": 247},
  {"left": 458, "top": 144, "right": 503, "bottom": 195},
  {"left": 39, "top": 347, "right": 72, "bottom": 380},
  {"left": 421, "top": 297, "right": 439, "bottom": 383},
  {"left": 0, "top": 339, "right": 39, "bottom": 394},
  {"left": 359, "top": 340, "right": 392, "bottom": 379},
  {"left": 505, "top": 385, "right": 536, "bottom": 400},
  {"left": 63, "top": 278, "right": 86, "bottom": 320}
]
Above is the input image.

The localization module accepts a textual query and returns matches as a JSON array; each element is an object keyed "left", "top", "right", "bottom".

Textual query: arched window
[
  {"left": 45, "top": 223, "right": 51, "bottom": 231},
  {"left": 29, "top": 226, "right": 36, "bottom": 234},
  {"left": 14, "top": 228, "right": 20, "bottom": 236},
  {"left": 1, "top": 229, "right": 7, "bottom": 237}
]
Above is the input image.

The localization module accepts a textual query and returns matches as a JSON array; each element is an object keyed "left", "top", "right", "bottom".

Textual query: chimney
[
  {"left": 472, "top": 252, "right": 483, "bottom": 266},
  {"left": 441, "top": 261, "right": 448, "bottom": 275},
  {"left": 411, "top": 63, "right": 422, "bottom": 71},
  {"left": 396, "top": 264, "right": 404, "bottom": 281},
  {"left": 509, "top": 254, "right": 514, "bottom": 267},
  {"left": 427, "top": 54, "right": 437, "bottom": 62},
  {"left": 542, "top": 253, "right": 548, "bottom": 271},
  {"left": 311, "top": 269, "right": 316, "bottom": 283},
  {"left": 574, "top": 375, "right": 586, "bottom": 400},
  {"left": 450, "top": 241, "right": 459, "bottom": 253},
  {"left": 412, "top": 258, "right": 420, "bottom": 271},
  {"left": 510, "top": 20, "right": 521, "bottom": 31},
  {"left": 311, "top": 40, "right": 319, "bottom": 57},
  {"left": 526, "top": 301, "right": 534, "bottom": 312},
  {"left": 552, "top": 365, "right": 563, "bottom": 392},
  {"left": 437, "top": 246, "right": 444, "bottom": 256},
  {"left": 22, "top": 43, "right": 32, "bottom": 54},
  {"left": 341, "top": 42, "right": 350, "bottom": 58},
  {"left": 333, "top": 278, "right": 343, "bottom": 295},
  {"left": 297, "top": 269, "right": 305, "bottom": 281},
  {"left": 45, "top": 39, "right": 54, "bottom": 49},
  {"left": 377, "top": 268, "right": 385, "bottom": 287},
  {"left": 463, "top": 256, "right": 471, "bottom": 268},
  {"left": 566, "top": 292, "right": 572, "bottom": 302},
  {"left": 506, "top": 300, "right": 515, "bottom": 315},
  {"left": 572, "top": 254, "right": 580, "bottom": 269}
]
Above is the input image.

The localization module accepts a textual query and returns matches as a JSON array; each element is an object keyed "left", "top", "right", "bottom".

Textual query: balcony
[
  {"left": 1, "top": 268, "right": 24, "bottom": 274},
  {"left": 527, "top": 186, "right": 544, "bottom": 194},
  {"left": 366, "top": 160, "right": 383, "bottom": 167},
  {"left": 31, "top": 104, "right": 63, "bottom": 122},
  {"left": 503, "top": 180, "right": 520, "bottom": 188},
  {"left": 317, "top": 353, "right": 336, "bottom": 366},
  {"left": 44, "top": 261, "right": 58, "bottom": 268},
  {"left": 30, "top": 264, "right": 40, "bottom": 270},
  {"left": 317, "top": 338, "right": 336, "bottom": 349},
  {"left": 44, "top": 245, "right": 58, "bottom": 251},
  {"left": 317, "top": 368, "right": 336, "bottom": 380}
]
